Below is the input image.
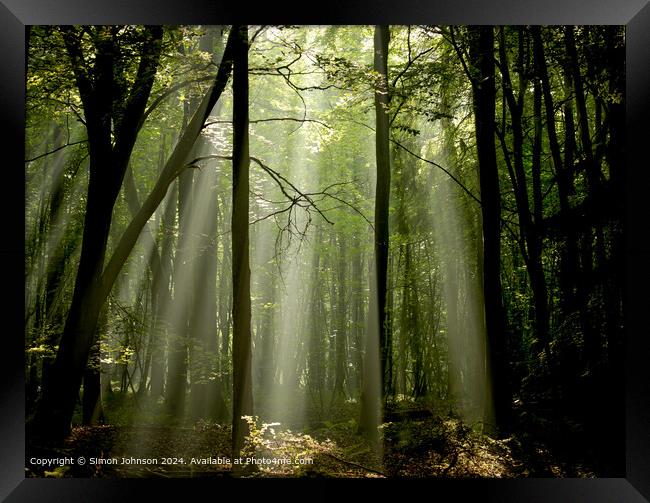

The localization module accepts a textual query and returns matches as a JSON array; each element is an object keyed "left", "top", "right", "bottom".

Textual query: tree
[
  {"left": 33, "top": 26, "right": 164, "bottom": 440},
  {"left": 231, "top": 24, "right": 254, "bottom": 460},
  {"left": 373, "top": 25, "right": 392, "bottom": 400},
  {"left": 360, "top": 24, "right": 391, "bottom": 444},
  {"left": 467, "top": 26, "right": 512, "bottom": 434}
]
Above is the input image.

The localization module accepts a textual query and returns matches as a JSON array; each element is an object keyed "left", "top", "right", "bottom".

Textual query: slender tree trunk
[
  {"left": 399, "top": 246, "right": 410, "bottom": 398},
  {"left": 468, "top": 25, "right": 512, "bottom": 434},
  {"left": 372, "top": 25, "right": 392, "bottom": 398},
  {"left": 564, "top": 26, "right": 603, "bottom": 369},
  {"left": 217, "top": 190, "right": 232, "bottom": 399},
  {"left": 327, "top": 239, "right": 337, "bottom": 392},
  {"left": 257, "top": 261, "right": 275, "bottom": 409},
  {"left": 307, "top": 225, "right": 324, "bottom": 414},
  {"left": 150, "top": 182, "right": 177, "bottom": 399},
  {"left": 350, "top": 233, "right": 364, "bottom": 396},
  {"left": 359, "top": 25, "right": 391, "bottom": 446},
  {"left": 231, "top": 24, "right": 253, "bottom": 460},
  {"left": 530, "top": 75, "right": 548, "bottom": 351},
  {"left": 565, "top": 26, "right": 600, "bottom": 195},
  {"left": 555, "top": 57, "right": 579, "bottom": 314},
  {"left": 333, "top": 235, "right": 347, "bottom": 400}
]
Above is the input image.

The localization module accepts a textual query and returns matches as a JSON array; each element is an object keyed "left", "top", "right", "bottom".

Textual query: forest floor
[{"left": 25, "top": 412, "right": 596, "bottom": 478}]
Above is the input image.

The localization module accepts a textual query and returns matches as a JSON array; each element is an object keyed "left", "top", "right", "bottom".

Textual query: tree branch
[
  {"left": 25, "top": 139, "right": 88, "bottom": 163},
  {"left": 205, "top": 117, "right": 331, "bottom": 129}
]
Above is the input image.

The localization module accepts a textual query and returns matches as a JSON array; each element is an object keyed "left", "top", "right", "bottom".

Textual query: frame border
[{"left": 2, "top": 1, "right": 649, "bottom": 501}]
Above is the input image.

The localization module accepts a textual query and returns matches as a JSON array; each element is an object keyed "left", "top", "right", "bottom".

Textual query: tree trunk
[
  {"left": 231, "top": 25, "right": 253, "bottom": 460},
  {"left": 82, "top": 337, "right": 104, "bottom": 425},
  {"left": 257, "top": 257, "right": 276, "bottom": 410},
  {"left": 350, "top": 233, "right": 364, "bottom": 396},
  {"left": 150, "top": 181, "right": 177, "bottom": 399},
  {"left": 372, "top": 24, "right": 391, "bottom": 399},
  {"left": 468, "top": 25, "right": 512, "bottom": 435},
  {"left": 217, "top": 190, "right": 232, "bottom": 400},
  {"left": 333, "top": 235, "right": 347, "bottom": 400},
  {"left": 307, "top": 225, "right": 325, "bottom": 414},
  {"left": 359, "top": 25, "right": 391, "bottom": 447}
]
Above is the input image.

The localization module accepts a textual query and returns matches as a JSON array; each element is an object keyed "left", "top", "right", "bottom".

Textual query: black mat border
[{"left": 1, "top": 1, "right": 649, "bottom": 501}]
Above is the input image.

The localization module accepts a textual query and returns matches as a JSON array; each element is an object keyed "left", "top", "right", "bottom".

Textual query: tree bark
[
  {"left": 359, "top": 25, "right": 390, "bottom": 448},
  {"left": 231, "top": 25, "right": 253, "bottom": 460},
  {"left": 468, "top": 25, "right": 512, "bottom": 434},
  {"left": 373, "top": 25, "right": 391, "bottom": 399}
]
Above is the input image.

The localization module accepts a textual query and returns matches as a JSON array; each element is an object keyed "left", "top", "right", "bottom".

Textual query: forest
[{"left": 25, "top": 24, "right": 625, "bottom": 478}]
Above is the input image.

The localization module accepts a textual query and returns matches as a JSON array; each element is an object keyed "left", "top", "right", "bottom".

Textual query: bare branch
[
  {"left": 343, "top": 118, "right": 482, "bottom": 206},
  {"left": 204, "top": 117, "right": 331, "bottom": 129},
  {"left": 391, "top": 46, "right": 436, "bottom": 89},
  {"left": 138, "top": 75, "right": 216, "bottom": 132},
  {"left": 25, "top": 139, "right": 88, "bottom": 163}
]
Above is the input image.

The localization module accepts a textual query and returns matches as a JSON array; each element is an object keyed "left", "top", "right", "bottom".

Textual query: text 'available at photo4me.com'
[{"left": 28, "top": 456, "right": 314, "bottom": 468}]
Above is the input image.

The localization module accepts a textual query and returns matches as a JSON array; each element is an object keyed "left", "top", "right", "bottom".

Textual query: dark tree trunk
[
  {"left": 530, "top": 76, "right": 549, "bottom": 358},
  {"left": 82, "top": 338, "right": 104, "bottom": 425},
  {"left": 564, "top": 26, "right": 603, "bottom": 369},
  {"left": 373, "top": 25, "right": 392, "bottom": 399},
  {"left": 359, "top": 24, "right": 391, "bottom": 446},
  {"left": 231, "top": 24, "right": 253, "bottom": 460},
  {"left": 603, "top": 26, "right": 624, "bottom": 373},
  {"left": 468, "top": 25, "right": 512, "bottom": 435},
  {"left": 556, "top": 49, "right": 580, "bottom": 313}
]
